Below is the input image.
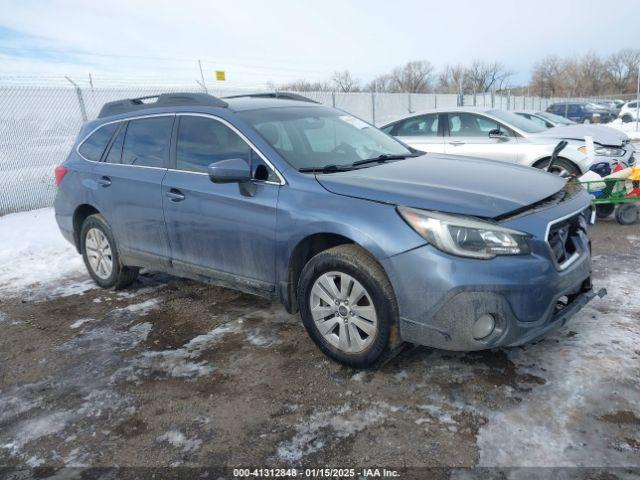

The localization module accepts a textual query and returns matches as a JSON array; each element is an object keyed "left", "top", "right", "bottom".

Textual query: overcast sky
[{"left": 0, "top": 0, "right": 638, "bottom": 87}]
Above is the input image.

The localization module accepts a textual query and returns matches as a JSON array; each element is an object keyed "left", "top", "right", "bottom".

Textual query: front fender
[{"left": 274, "top": 183, "right": 426, "bottom": 286}]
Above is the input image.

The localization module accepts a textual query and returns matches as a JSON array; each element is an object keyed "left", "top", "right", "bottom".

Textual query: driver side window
[
  {"left": 448, "top": 113, "right": 511, "bottom": 137},
  {"left": 176, "top": 116, "right": 277, "bottom": 182}
]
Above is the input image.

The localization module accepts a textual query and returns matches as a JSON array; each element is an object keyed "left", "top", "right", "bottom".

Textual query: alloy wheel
[
  {"left": 309, "top": 271, "right": 378, "bottom": 353},
  {"left": 85, "top": 228, "right": 113, "bottom": 280}
]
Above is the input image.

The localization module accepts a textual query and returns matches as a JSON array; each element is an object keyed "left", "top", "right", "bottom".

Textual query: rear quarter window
[{"left": 78, "top": 123, "right": 118, "bottom": 161}]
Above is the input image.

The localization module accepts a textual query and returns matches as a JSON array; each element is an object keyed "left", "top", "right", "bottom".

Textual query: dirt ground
[{"left": 1, "top": 218, "right": 639, "bottom": 478}]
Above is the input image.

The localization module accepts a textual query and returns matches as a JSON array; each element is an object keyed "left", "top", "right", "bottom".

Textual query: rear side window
[
  {"left": 122, "top": 116, "right": 173, "bottom": 168},
  {"left": 396, "top": 114, "right": 439, "bottom": 137},
  {"left": 78, "top": 123, "right": 118, "bottom": 161}
]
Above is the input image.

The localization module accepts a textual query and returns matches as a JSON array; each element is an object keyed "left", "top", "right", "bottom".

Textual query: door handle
[
  {"left": 166, "top": 188, "right": 185, "bottom": 202},
  {"left": 449, "top": 141, "right": 465, "bottom": 146},
  {"left": 97, "top": 176, "right": 111, "bottom": 187}
]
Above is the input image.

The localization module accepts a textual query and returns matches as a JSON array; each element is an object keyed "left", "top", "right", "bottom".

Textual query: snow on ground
[
  {"left": 0, "top": 207, "right": 89, "bottom": 299},
  {"left": 608, "top": 118, "right": 640, "bottom": 142}
]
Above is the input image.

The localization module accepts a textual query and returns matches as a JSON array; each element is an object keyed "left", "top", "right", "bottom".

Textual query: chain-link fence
[{"left": 0, "top": 81, "right": 615, "bottom": 215}]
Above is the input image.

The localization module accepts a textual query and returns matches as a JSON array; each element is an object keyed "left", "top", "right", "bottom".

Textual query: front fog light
[{"left": 473, "top": 314, "right": 496, "bottom": 340}]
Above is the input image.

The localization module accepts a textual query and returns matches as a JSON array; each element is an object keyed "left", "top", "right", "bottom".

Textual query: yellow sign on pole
[{"left": 215, "top": 70, "right": 226, "bottom": 81}]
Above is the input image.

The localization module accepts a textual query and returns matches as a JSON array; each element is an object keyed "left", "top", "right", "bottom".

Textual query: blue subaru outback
[{"left": 54, "top": 92, "right": 603, "bottom": 368}]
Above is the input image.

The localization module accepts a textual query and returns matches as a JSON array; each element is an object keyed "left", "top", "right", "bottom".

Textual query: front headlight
[
  {"left": 397, "top": 207, "right": 531, "bottom": 259},
  {"left": 579, "top": 145, "right": 625, "bottom": 157}
]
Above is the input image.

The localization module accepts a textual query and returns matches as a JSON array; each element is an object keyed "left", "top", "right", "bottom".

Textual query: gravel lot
[{"left": 0, "top": 209, "right": 639, "bottom": 476}]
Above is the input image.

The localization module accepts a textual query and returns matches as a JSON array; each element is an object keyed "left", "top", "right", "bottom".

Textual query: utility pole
[{"left": 198, "top": 60, "right": 208, "bottom": 93}]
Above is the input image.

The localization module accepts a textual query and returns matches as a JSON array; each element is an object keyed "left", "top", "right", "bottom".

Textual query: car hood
[
  {"left": 315, "top": 154, "right": 565, "bottom": 218},
  {"left": 533, "top": 125, "right": 627, "bottom": 146}
]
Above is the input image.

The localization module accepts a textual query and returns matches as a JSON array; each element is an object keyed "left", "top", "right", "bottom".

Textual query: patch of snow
[
  {"left": 1, "top": 410, "right": 75, "bottom": 455},
  {"left": 114, "top": 320, "right": 242, "bottom": 382},
  {"left": 70, "top": 318, "right": 94, "bottom": 329},
  {"left": 476, "top": 269, "right": 640, "bottom": 467},
  {"left": 608, "top": 119, "right": 640, "bottom": 141},
  {"left": 60, "top": 322, "right": 152, "bottom": 354},
  {"left": 276, "top": 403, "right": 388, "bottom": 462},
  {"left": 157, "top": 431, "right": 202, "bottom": 453},
  {"left": 0, "top": 208, "right": 91, "bottom": 299}
]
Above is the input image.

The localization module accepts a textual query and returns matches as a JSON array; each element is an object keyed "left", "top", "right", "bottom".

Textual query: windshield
[
  {"left": 486, "top": 110, "right": 547, "bottom": 133},
  {"left": 239, "top": 106, "right": 412, "bottom": 170},
  {"left": 537, "top": 111, "right": 576, "bottom": 125}
]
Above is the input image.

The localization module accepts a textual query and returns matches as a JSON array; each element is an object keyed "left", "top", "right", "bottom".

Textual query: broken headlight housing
[{"left": 397, "top": 207, "right": 531, "bottom": 259}]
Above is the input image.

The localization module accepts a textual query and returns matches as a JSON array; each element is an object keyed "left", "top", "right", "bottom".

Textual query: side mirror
[
  {"left": 488, "top": 129, "right": 507, "bottom": 139},
  {"left": 208, "top": 158, "right": 252, "bottom": 184}
]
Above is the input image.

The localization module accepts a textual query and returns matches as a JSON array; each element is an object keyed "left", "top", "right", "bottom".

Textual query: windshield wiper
[
  {"left": 298, "top": 164, "right": 356, "bottom": 174},
  {"left": 351, "top": 153, "right": 421, "bottom": 167}
]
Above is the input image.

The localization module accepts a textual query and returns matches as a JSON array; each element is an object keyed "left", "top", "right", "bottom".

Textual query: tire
[
  {"left": 595, "top": 204, "right": 615, "bottom": 219},
  {"left": 583, "top": 118, "right": 591, "bottom": 124},
  {"left": 297, "top": 244, "right": 399, "bottom": 368},
  {"left": 80, "top": 214, "right": 138, "bottom": 289},
  {"left": 535, "top": 157, "right": 581, "bottom": 178},
  {"left": 622, "top": 114, "right": 632, "bottom": 123},
  {"left": 614, "top": 204, "right": 640, "bottom": 225}
]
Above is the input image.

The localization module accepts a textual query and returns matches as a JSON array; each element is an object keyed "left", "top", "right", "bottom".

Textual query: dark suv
[
  {"left": 547, "top": 102, "right": 616, "bottom": 124},
  {"left": 54, "top": 92, "right": 601, "bottom": 368}
]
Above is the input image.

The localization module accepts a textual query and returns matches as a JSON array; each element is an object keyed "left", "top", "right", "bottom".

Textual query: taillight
[{"left": 54, "top": 166, "right": 68, "bottom": 186}]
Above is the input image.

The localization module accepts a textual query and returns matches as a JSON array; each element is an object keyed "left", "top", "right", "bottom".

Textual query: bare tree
[
  {"left": 466, "top": 60, "right": 513, "bottom": 93},
  {"left": 530, "top": 55, "right": 566, "bottom": 96},
  {"left": 390, "top": 61, "right": 435, "bottom": 93},
  {"left": 606, "top": 48, "right": 640, "bottom": 93},
  {"left": 366, "top": 74, "right": 395, "bottom": 92},
  {"left": 436, "top": 64, "right": 469, "bottom": 93},
  {"left": 277, "top": 79, "right": 332, "bottom": 92},
  {"left": 332, "top": 70, "right": 360, "bottom": 92}
]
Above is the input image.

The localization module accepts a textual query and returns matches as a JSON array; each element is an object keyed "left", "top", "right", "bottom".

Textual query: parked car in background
[
  {"left": 54, "top": 93, "right": 601, "bottom": 368},
  {"left": 593, "top": 100, "right": 621, "bottom": 115},
  {"left": 516, "top": 110, "right": 633, "bottom": 146},
  {"left": 619, "top": 101, "right": 639, "bottom": 123},
  {"left": 382, "top": 108, "right": 635, "bottom": 177},
  {"left": 516, "top": 111, "right": 577, "bottom": 128},
  {"left": 546, "top": 102, "right": 616, "bottom": 124}
]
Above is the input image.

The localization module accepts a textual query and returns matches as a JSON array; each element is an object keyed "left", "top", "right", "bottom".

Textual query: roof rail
[
  {"left": 223, "top": 92, "right": 319, "bottom": 104},
  {"left": 97, "top": 92, "right": 228, "bottom": 118}
]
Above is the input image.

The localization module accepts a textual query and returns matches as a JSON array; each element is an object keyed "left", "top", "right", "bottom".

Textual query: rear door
[
  {"left": 388, "top": 113, "right": 445, "bottom": 153},
  {"left": 161, "top": 114, "right": 280, "bottom": 289},
  {"left": 92, "top": 115, "right": 174, "bottom": 267},
  {"left": 443, "top": 112, "right": 519, "bottom": 163}
]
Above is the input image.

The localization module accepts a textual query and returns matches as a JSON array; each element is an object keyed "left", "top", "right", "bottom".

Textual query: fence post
[
  {"left": 408, "top": 93, "right": 412, "bottom": 113},
  {"left": 332, "top": 92, "right": 336, "bottom": 107},
  {"left": 371, "top": 91, "right": 376, "bottom": 125},
  {"left": 65, "top": 76, "right": 88, "bottom": 122}
]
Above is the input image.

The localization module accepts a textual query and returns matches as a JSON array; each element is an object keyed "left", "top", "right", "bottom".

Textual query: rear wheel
[
  {"left": 583, "top": 118, "right": 591, "bottom": 124},
  {"left": 614, "top": 204, "right": 640, "bottom": 225},
  {"left": 297, "top": 245, "right": 399, "bottom": 368},
  {"left": 80, "top": 214, "right": 138, "bottom": 289}
]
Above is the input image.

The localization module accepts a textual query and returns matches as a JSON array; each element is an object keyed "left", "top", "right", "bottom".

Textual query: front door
[
  {"left": 162, "top": 114, "right": 280, "bottom": 289},
  {"left": 443, "top": 112, "right": 519, "bottom": 163}
]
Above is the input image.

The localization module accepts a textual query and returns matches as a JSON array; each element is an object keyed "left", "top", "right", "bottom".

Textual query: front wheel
[
  {"left": 80, "top": 214, "right": 139, "bottom": 289},
  {"left": 535, "top": 158, "right": 581, "bottom": 178},
  {"left": 621, "top": 114, "right": 633, "bottom": 123},
  {"left": 297, "top": 245, "right": 399, "bottom": 368}
]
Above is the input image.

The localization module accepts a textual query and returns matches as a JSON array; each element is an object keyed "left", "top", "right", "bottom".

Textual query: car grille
[{"left": 547, "top": 212, "right": 588, "bottom": 268}]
